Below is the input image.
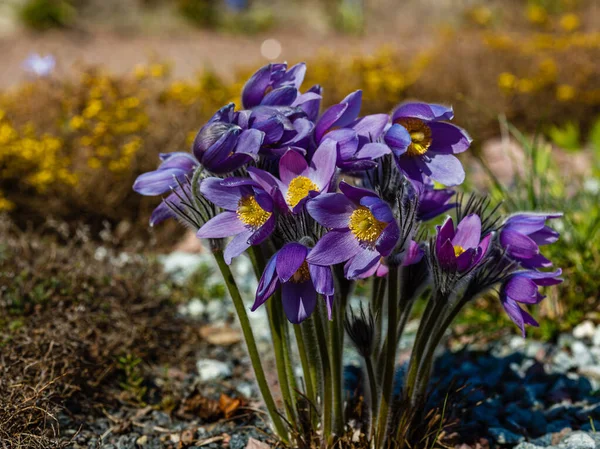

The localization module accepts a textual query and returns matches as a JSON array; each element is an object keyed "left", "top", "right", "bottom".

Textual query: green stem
[
  {"left": 365, "top": 355, "right": 379, "bottom": 440},
  {"left": 213, "top": 251, "right": 288, "bottom": 442},
  {"left": 315, "top": 302, "right": 333, "bottom": 442},
  {"left": 294, "top": 323, "right": 316, "bottom": 404},
  {"left": 329, "top": 307, "right": 345, "bottom": 436},
  {"left": 267, "top": 293, "right": 297, "bottom": 424},
  {"left": 375, "top": 266, "right": 400, "bottom": 449},
  {"left": 302, "top": 315, "right": 323, "bottom": 407}
]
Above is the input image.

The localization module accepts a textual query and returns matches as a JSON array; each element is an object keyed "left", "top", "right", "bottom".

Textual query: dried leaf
[
  {"left": 219, "top": 393, "right": 242, "bottom": 418},
  {"left": 199, "top": 325, "right": 241, "bottom": 346},
  {"left": 245, "top": 437, "right": 270, "bottom": 449}
]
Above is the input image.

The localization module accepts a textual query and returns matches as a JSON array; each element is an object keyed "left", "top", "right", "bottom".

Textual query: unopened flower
[
  {"left": 435, "top": 214, "right": 491, "bottom": 273},
  {"left": 242, "top": 63, "right": 306, "bottom": 109},
  {"left": 306, "top": 182, "right": 400, "bottom": 279},
  {"left": 500, "top": 269, "right": 562, "bottom": 336},
  {"left": 385, "top": 102, "right": 471, "bottom": 186},
  {"left": 416, "top": 181, "right": 455, "bottom": 222},
  {"left": 192, "top": 104, "right": 263, "bottom": 174},
  {"left": 197, "top": 177, "right": 276, "bottom": 263},
  {"left": 252, "top": 242, "right": 334, "bottom": 323},
  {"left": 500, "top": 213, "right": 562, "bottom": 269}
]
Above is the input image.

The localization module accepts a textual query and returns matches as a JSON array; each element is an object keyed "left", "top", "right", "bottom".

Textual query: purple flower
[
  {"left": 252, "top": 243, "right": 335, "bottom": 324},
  {"left": 500, "top": 269, "right": 563, "bottom": 336},
  {"left": 385, "top": 102, "right": 471, "bottom": 186},
  {"left": 242, "top": 63, "right": 306, "bottom": 109},
  {"left": 248, "top": 140, "right": 337, "bottom": 213},
  {"left": 323, "top": 128, "right": 391, "bottom": 172},
  {"left": 417, "top": 180, "right": 456, "bottom": 221},
  {"left": 197, "top": 177, "right": 276, "bottom": 264},
  {"left": 315, "top": 90, "right": 389, "bottom": 144},
  {"left": 500, "top": 213, "right": 562, "bottom": 269},
  {"left": 356, "top": 240, "right": 424, "bottom": 279},
  {"left": 23, "top": 53, "right": 55, "bottom": 77},
  {"left": 192, "top": 104, "right": 263, "bottom": 174},
  {"left": 435, "top": 214, "right": 492, "bottom": 273},
  {"left": 133, "top": 152, "right": 199, "bottom": 226},
  {"left": 306, "top": 182, "right": 400, "bottom": 279}
]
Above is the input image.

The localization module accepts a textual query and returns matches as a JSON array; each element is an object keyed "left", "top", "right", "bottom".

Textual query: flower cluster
[
  {"left": 135, "top": 61, "right": 562, "bottom": 335},
  {"left": 134, "top": 62, "right": 565, "bottom": 447}
]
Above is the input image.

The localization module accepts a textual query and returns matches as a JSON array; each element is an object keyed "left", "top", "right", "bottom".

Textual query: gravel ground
[{"left": 58, "top": 253, "right": 600, "bottom": 448}]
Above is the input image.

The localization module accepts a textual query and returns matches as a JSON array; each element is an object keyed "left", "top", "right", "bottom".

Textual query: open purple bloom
[
  {"left": 500, "top": 213, "right": 562, "bottom": 269},
  {"left": 500, "top": 269, "right": 563, "bottom": 336},
  {"left": 192, "top": 104, "right": 263, "bottom": 174},
  {"left": 385, "top": 102, "right": 472, "bottom": 186},
  {"left": 417, "top": 180, "right": 456, "bottom": 221},
  {"left": 133, "top": 152, "right": 199, "bottom": 226},
  {"left": 242, "top": 63, "right": 306, "bottom": 109},
  {"left": 306, "top": 182, "right": 400, "bottom": 279},
  {"left": 252, "top": 243, "right": 335, "bottom": 324},
  {"left": 197, "top": 177, "right": 276, "bottom": 264},
  {"left": 247, "top": 140, "right": 337, "bottom": 213},
  {"left": 435, "top": 214, "right": 492, "bottom": 273}
]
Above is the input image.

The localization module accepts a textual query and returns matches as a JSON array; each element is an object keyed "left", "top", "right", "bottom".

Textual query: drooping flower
[
  {"left": 192, "top": 104, "right": 264, "bottom": 174},
  {"left": 252, "top": 242, "right": 335, "bottom": 323},
  {"left": 248, "top": 140, "right": 337, "bottom": 213},
  {"left": 385, "top": 102, "right": 472, "bottom": 186},
  {"left": 500, "top": 269, "right": 563, "bottom": 336},
  {"left": 435, "top": 214, "right": 492, "bottom": 273},
  {"left": 417, "top": 181, "right": 456, "bottom": 222},
  {"left": 306, "top": 182, "right": 400, "bottom": 279},
  {"left": 242, "top": 63, "right": 307, "bottom": 109},
  {"left": 197, "top": 177, "right": 276, "bottom": 264},
  {"left": 133, "top": 152, "right": 199, "bottom": 225},
  {"left": 500, "top": 213, "right": 562, "bottom": 269},
  {"left": 23, "top": 53, "right": 55, "bottom": 77}
]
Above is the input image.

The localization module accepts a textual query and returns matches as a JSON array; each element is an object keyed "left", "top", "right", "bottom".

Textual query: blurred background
[{"left": 1, "top": 1, "right": 600, "bottom": 446}]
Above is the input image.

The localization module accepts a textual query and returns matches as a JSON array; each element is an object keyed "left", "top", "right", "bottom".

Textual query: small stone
[
  {"left": 136, "top": 436, "right": 148, "bottom": 446},
  {"left": 572, "top": 341, "right": 594, "bottom": 368},
  {"left": 593, "top": 327, "right": 600, "bottom": 347},
  {"left": 488, "top": 427, "right": 525, "bottom": 445},
  {"left": 554, "top": 350, "right": 577, "bottom": 373},
  {"left": 196, "top": 359, "right": 232, "bottom": 381},
  {"left": 579, "top": 365, "right": 600, "bottom": 380},
  {"left": 559, "top": 432, "right": 596, "bottom": 449},
  {"left": 186, "top": 298, "right": 206, "bottom": 317},
  {"left": 574, "top": 321, "right": 596, "bottom": 340},
  {"left": 514, "top": 444, "right": 546, "bottom": 449},
  {"left": 236, "top": 382, "right": 254, "bottom": 398}
]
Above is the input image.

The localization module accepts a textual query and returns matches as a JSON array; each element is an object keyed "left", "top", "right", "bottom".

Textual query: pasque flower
[
  {"left": 192, "top": 104, "right": 264, "bottom": 174},
  {"left": 248, "top": 140, "right": 337, "bottom": 213},
  {"left": 500, "top": 213, "right": 562, "bottom": 268},
  {"left": 133, "top": 152, "right": 199, "bottom": 225},
  {"left": 197, "top": 177, "right": 276, "bottom": 264},
  {"left": 252, "top": 242, "right": 335, "bottom": 324},
  {"left": 242, "top": 63, "right": 307, "bottom": 109},
  {"left": 306, "top": 182, "right": 400, "bottom": 279},
  {"left": 385, "top": 102, "right": 471, "bottom": 186},
  {"left": 435, "top": 214, "right": 492, "bottom": 272},
  {"left": 500, "top": 269, "right": 563, "bottom": 336}
]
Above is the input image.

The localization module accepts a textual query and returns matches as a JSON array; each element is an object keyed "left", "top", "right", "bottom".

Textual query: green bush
[
  {"left": 19, "top": 0, "right": 76, "bottom": 30},
  {"left": 177, "top": 0, "right": 219, "bottom": 28}
]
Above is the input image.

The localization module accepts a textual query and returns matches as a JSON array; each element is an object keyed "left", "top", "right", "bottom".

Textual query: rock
[
  {"left": 574, "top": 321, "right": 596, "bottom": 340},
  {"left": 199, "top": 325, "right": 241, "bottom": 346},
  {"left": 559, "top": 432, "right": 596, "bottom": 449},
  {"left": 514, "top": 444, "right": 547, "bottom": 449},
  {"left": 196, "top": 359, "right": 232, "bottom": 381},
  {"left": 572, "top": 341, "right": 594, "bottom": 368},
  {"left": 488, "top": 427, "right": 525, "bottom": 445},
  {"left": 554, "top": 350, "right": 577, "bottom": 373},
  {"left": 236, "top": 382, "right": 254, "bottom": 398},
  {"left": 246, "top": 438, "right": 270, "bottom": 449},
  {"left": 579, "top": 365, "right": 600, "bottom": 380},
  {"left": 593, "top": 327, "right": 600, "bottom": 347},
  {"left": 136, "top": 435, "right": 148, "bottom": 446}
]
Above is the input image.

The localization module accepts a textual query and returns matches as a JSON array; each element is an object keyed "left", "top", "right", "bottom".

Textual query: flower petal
[
  {"left": 306, "top": 193, "right": 354, "bottom": 228},
  {"left": 392, "top": 102, "right": 454, "bottom": 122},
  {"left": 307, "top": 230, "right": 361, "bottom": 265},
  {"left": 197, "top": 211, "right": 247, "bottom": 239},
  {"left": 500, "top": 229, "right": 540, "bottom": 259},
  {"left": 276, "top": 243, "right": 309, "bottom": 282},
  {"left": 279, "top": 149, "right": 309, "bottom": 184},
  {"left": 309, "top": 139, "right": 337, "bottom": 191},
  {"left": 282, "top": 281, "right": 317, "bottom": 324},
  {"left": 253, "top": 253, "right": 279, "bottom": 311},
  {"left": 200, "top": 177, "right": 243, "bottom": 210},
  {"left": 224, "top": 228, "right": 254, "bottom": 264},
  {"left": 308, "top": 264, "right": 335, "bottom": 296},
  {"left": 416, "top": 153, "right": 465, "bottom": 186},
  {"left": 345, "top": 247, "right": 381, "bottom": 279},
  {"left": 428, "top": 122, "right": 472, "bottom": 154},
  {"left": 452, "top": 214, "right": 482, "bottom": 249}
]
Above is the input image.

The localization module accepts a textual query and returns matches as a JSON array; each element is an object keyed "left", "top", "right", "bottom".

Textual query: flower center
[
  {"left": 395, "top": 117, "right": 432, "bottom": 157},
  {"left": 237, "top": 195, "right": 271, "bottom": 228},
  {"left": 291, "top": 261, "right": 311, "bottom": 283},
  {"left": 349, "top": 206, "right": 387, "bottom": 246},
  {"left": 453, "top": 245, "right": 466, "bottom": 257},
  {"left": 286, "top": 176, "right": 319, "bottom": 208}
]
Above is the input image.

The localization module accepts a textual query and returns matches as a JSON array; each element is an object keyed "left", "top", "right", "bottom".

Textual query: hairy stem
[
  {"left": 213, "top": 250, "right": 288, "bottom": 442},
  {"left": 294, "top": 323, "right": 316, "bottom": 405},
  {"left": 315, "top": 302, "right": 333, "bottom": 442}
]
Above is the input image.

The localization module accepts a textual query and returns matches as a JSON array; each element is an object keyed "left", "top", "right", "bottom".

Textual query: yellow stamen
[
  {"left": 395, "top": 117, "right": 432, "bottom": 157},
  {"left": 291, "top": 261, "right": 311, "bottom": 283},
  {"left": 349, "top": 206, "right": 387, "bottom": 246},
  {"left": 286, "top": 176, "right": 319, "bottom": 208},
  {"left": 453, "top": 245, "right": 466, "bottom": 257},
  {"left": 237, "top": 195, "right": 271, "bottom": 228}
]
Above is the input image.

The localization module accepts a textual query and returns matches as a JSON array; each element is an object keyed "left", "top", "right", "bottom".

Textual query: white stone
[
  {"left": 196, "top": 359, "right": 231, "bottom": 381},
  {"left": 186, "top": 298, "right": 206, "bottom": 317},
  {"left": 572, "top": 341, "right": 594, "bottom": 368},
  {"left": 236, "top": 382, "right": 254, "bottom": 398},
  {"left": 559, "top": 432, "right": 596, "bottom": 449},
  {"left": 574, "top": 321, "right": 596, "bottom": 339},
  {"left": 593, "top": 326, "right": 600, "bottom": 347}
]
